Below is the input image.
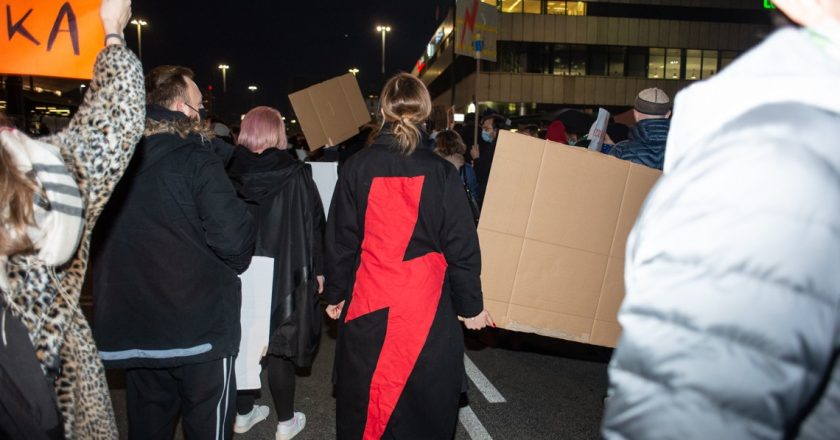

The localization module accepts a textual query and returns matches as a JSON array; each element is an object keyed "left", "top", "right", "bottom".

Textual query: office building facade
[{"left": 413, "top": 0, "right": 776, "bottom": 118}]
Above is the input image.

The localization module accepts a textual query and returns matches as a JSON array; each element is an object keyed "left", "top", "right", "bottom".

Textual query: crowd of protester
[{"left": 1, "top": 0, "right": 839, "bottom": 439}]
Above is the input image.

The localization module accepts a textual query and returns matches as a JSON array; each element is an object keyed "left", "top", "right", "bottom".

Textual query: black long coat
[
  {"left": 324, "top": 130, "right": 484, "bottom": 439},
  {"left": 227, "top": 147, "right": 325, "bottom": 367}
]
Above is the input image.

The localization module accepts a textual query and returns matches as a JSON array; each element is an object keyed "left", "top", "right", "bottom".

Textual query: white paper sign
[
  {"left": 235, "top": 256, "right": 274, "bottom": 390},
  {"left": 587, "top": 108, "right": 611, "bottom": 152},
  {"left": 309, "top": 162, "right": 339, "bottom": 218}
]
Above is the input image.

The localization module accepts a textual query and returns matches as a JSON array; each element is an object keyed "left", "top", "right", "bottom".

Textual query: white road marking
[
  {"left": 464, "top": 354, "right": 507, "bottom": 403},
  {"left": 459, "top": 406, "right": 493, "bottom": 440}
]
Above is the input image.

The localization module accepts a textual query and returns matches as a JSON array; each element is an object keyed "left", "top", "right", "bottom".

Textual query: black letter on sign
[
  {"left": 6, "top": 6, "right": 41, "bottom": 45},
  {"left": 47, "top": 2, "right": 79, "bottom": 55}
]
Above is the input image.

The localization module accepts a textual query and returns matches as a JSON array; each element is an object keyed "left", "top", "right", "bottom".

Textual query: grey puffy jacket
[{"left": 603, "top": 28, "right": 840, "bottom": 439}]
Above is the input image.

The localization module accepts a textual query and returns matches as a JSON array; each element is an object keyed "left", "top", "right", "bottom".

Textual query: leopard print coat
[{"left": 1, "top": 45, "right": 144, "bottom": 439}]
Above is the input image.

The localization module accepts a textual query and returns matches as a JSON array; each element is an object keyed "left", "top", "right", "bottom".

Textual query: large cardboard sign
[
  {"left": 479, "top": 131, "right": 661, "bottom": 347},
  {"left": 289, "top": 73, "right": 370, "bottom": 152},
  {"left": 1, "top": 0, "right": 105, "bottom": 79},
  {"left": 455, "top": 0, "right": 498, "bottom": 62}
]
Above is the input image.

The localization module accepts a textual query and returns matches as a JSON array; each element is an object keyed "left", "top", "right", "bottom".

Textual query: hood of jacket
[
  {"left": 227, "top": 146, "right": 304, "bottom": 201},
  {"left": 664, "top": 27, "right": 840, "bottom": 172}
]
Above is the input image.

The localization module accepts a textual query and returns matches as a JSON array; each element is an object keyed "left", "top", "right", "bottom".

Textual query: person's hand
[
  {"left": 326, "top": 301, "right": 345, "bottom": 320},
  {"left": 316, "top": 275, "right": 325, "bottom": 294},
  {"left": 603, "top": 133, "right": 615, "bottom": 145},
  {"left": 461, "top": 309, "right": 495, "bottom": 330},
  {"left": 470, "top": 144, "right": 480, "bottom": 160},
  {"left": 101, "top": 0, "right": 132, "bottom": 38}
]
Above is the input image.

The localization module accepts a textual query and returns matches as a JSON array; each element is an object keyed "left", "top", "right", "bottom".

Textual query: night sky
[{"left": 131, "top": 0, "right": 452, "bottom": 122}]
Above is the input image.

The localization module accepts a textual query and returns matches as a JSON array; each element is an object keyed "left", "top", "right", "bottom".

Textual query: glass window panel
[
  {"left": 567, "top": 1, "right": 587, "bottom": 16},
  {"left": 702, "top": 49, "right": 718, "bottom": 79},
  {"left": 608, "top": 47, "right": 626, "bottom": 76},
  {"left": 720, "top": 51, "right": 738, "bottom": 70},
  {"left": 553, "top": 44, "right": 569, "bottom": 75},
  {"left": 685, "top": 49, "right": 702, "bottom": 80},
  {"left": 482, "top": 0, "right": 498, "bottom": 5},
  {"left": 524, "top": 0, "right": 542, "bottom": 14},
  {"left": 665, "top": 48, "right": 681, "bottom": 79},
  {"left": 501, "top": 0, "right": 523, "bottom": 13},
  {"left": 570, "top": 45, "right": 587, "bottom": 76},
  {"left": 648, "top": 48, "right": 665, "bottom": 79},
  {"left": 627, "top": 47, "right": 646, "bottom": 77},
  {"left": 547, "top": 1, "right": 567, "bottom": 15},
  {"left": 589, "top": 46, "right": 607, "bottom": 76},
  {"left": 526, "top": 43, "right": 552, "bottom": 74}
]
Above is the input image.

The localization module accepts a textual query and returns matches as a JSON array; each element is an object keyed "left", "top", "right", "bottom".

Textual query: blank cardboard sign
[
  {"left": 289, "top": 73, "right": 370, "bottom": 151},
  {"left": 478, "top": 130, "right": 661, "bottom": 347}
]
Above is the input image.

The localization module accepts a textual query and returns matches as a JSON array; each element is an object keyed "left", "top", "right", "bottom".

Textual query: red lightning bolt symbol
[
  {"left": 345, "top": 176, "right": 448, "bottom": 440},
  {"left": 460, "top": 0, "right": 479, "bottom": 48}
]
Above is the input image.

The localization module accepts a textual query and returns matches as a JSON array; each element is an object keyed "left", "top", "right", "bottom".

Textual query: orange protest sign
[{"left": 1, "top": 0, "right": 104, "bottom": 79}]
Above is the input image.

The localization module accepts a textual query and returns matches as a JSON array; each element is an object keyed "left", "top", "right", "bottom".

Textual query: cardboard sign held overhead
[
  {"left": 289, "top": 73, "right": 370, "bottom": 151},
  {"left": 1, "top": 0, "right": 105, "bottom": 79},
  {"left": 478, "top": 131, "right": 661, "bottom": 348}
]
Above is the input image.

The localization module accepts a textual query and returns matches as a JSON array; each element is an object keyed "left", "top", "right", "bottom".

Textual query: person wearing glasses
[{"left": 91, "top": 65, "right": 256, "bottom": 439}]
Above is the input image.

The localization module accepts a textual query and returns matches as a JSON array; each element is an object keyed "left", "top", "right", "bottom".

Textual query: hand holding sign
[{"left": 100, "top": 0, "right": 132, "bottom": 40}]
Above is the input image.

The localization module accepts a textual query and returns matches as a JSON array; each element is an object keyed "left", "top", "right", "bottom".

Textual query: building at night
[{"left": 413, "top": 0, "right": 776, "bottom": 120}]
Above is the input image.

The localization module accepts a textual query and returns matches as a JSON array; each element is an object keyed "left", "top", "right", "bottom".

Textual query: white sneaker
[
  {"left": 234, "top": 405, "right": 270, "bottom": 434},
  {"left": 276, "top": 412, "right": 306, "bottom": 440}
]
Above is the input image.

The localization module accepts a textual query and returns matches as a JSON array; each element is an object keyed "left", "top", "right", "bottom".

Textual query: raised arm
[{"left": 47, "top": 0, "right": 144, "bottom": 221}]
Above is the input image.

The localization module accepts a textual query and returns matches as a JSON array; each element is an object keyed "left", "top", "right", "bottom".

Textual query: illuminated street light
[
  {"left": 348, "top": 68, "right": 360, "bottom": 76},
  {"left": 130, "top": 19, "right": 148, "bottom": 61},
  {"left": 376, "top": 25, "right": 392, "bottom": 74},
  {"left": 218, "top": 64, "right": 230, "bottom": 93},
  {"left": 248, "top": 85, "right": 258, "bottom": 92}
]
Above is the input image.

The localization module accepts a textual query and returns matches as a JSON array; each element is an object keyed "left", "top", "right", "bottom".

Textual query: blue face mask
[{"left": 481, "top": 131, "right": 493, "bottom": 143}]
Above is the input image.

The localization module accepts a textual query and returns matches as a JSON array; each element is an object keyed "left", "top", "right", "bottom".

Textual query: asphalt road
[{"left": 109, "top": 320, "right": 612, "bottom": 439}]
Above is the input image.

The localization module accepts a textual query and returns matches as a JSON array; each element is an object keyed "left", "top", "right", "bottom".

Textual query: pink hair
[{"left": 238, "top": 106, "right": 288, "bottom": 152}]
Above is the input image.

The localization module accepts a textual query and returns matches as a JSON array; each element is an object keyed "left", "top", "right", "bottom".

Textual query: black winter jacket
[{"left": 92, "top": 106, "right": 256, "bottom": 369}]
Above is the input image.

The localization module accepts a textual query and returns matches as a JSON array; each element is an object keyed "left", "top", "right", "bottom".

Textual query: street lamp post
[
  {"left": 130, "top": 19, "right": 147, "bottom": 61},
  {"left": 218, "top": 64, "right": 230, "bottom": 93},
  {"left": 376, "top": 26, "right": 391, "bottom": 74},
  {"left": 348, "top": 68, "right": 360, "bottom": 76}
]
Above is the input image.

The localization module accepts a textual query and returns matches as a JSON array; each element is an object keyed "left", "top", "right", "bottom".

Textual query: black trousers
[
  {"left": 126, "top": 356, "right": 236, "bottom": 440},
  {"left": 235, "top": 355, "right": 295, "bottom": 422}
]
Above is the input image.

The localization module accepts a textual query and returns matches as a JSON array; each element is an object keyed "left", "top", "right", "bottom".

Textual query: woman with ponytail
[{"left": 324, "top": 73, "right": 493, "bottom": 439}]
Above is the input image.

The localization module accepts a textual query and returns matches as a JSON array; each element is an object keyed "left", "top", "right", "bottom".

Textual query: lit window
[
  {"left": 547, "top": 1, "right": 566, "bottom": 14},
  {"left": 567, "top": 1, "right": 587, "bottom": 15},
  {"left": 501, "top": 0, "right": 523, "bottom": 13},
  {"left": 702, "top": 50, "right": 718, "bottom": 79},
  {"left": 665, "top": 49, "right": 681, "bottom": 79},
  {"left": 648, "top": 48, "right": 665, "bottom": 79},
  {"left": 524, "top": 0, "right": 542, "bottom": 14},
  {"left": 482, "top": 0, "right": 498, "bottom": 5},
  {"left": 686, "top": 50, "right": 702, "bottom": 80}
]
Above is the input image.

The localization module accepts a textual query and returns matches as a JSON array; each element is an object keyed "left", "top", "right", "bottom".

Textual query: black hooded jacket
[
  {"left": 227, "top": 147, "right": 325, "bottom": 367},
  {"left": 91, "top": 106, "right": 256, "bottom": 369}
]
